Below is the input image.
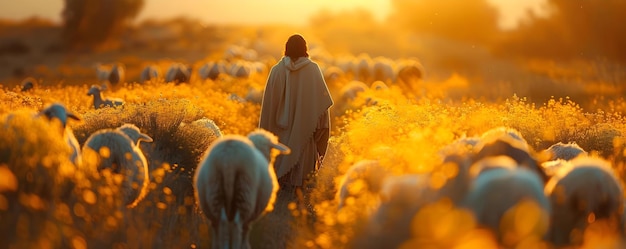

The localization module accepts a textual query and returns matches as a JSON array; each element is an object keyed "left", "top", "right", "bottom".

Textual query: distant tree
[
  {"left": 388, "top": 0, "right": 500, "bottom": 44},
  {"left": 496, "top": 0, "right": 626, "bottom": 62},
  {"left": 62, "top": 0, "right": 144, "bottom": 50}
]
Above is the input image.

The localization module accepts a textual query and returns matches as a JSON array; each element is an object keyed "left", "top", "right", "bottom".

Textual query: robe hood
[{"left": 284, "top": 56, "right": 312, "bottom": 71}]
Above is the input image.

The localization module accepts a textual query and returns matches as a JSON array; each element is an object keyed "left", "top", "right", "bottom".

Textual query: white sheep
[
  {"left": 396, "top": 58, "right": 425, "bottom": 83},
  {"left": 353, "top": 173, "right": 437, "bottom": 249},
  {"left": 108, "top": 63, "right": 125, "bottom": 85},
  {"left": 370, "top": 80, "right": 389, "bottom": 91},
  {"left": 544, "top": 156, "right": 624, "bottom": 246},
  {"left": 472, "top": 127, "right": 547, "bottom": 182},
  {"left": 95, "top": 63, "right": 110, "bottom": 83},
  {"left": 166, "top": 63, "right": 192, "bottom": 84},
  {"left": 230, "top": 61, "right": 252, "bottom": 79},
  {"left": 194, "top": 129, "right": 290, "bottom": 249},
  {"left": 87, "top": 85, "right": 124, "bottom": 109},
  {"left": 187, "top": 117, "right": 223, "bottom": 138},
  {"left": 244, "top": 87, "right": 263, "bottom": 105},
  {"left": 82, "top": 124, "right": 153, "bottom": 208},
  {"left": 371, "top": 56, "right": 395, "bottom": 83},
  {"left": 38, "top": 103, "right": 82, "bottom": 166},
  {"left": 543, "top": 142, "right": 587, "bottom": 161},
  {"left": 140, "top": 65, "right": 161, "bottom": 83},
  {"left": 463, "top": 156, "right": 551, "bottom": 247},
  {"left": 336, "top": 160, "right": 388, "bottom": 209},
  {"left": 198, "top": 62, "right": 223, "bottom": 81},
  {"left": 353, "top": 53, "right": 372, "bottom": 82}
]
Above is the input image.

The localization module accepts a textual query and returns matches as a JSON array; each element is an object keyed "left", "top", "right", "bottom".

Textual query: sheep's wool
[{"left": 259, "top": 56, "right": 333, "bottom": 186}]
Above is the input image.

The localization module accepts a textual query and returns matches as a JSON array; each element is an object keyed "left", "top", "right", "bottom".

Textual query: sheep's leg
[
  {"left": 241, "top": 223, "right": 252, "bottom": 249},
  {"left": 216, "top": 208, "right": 230, "bottom": 249},
  {"left": 231, "top": 211, "right": 244, "bottom": 249}
]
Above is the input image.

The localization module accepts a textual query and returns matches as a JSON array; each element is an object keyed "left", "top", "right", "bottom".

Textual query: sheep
[
  {"left": 543, "top": 142, "right": 587, "bottom": 161},
  {"left": 38, "top": 103, "right": 82, "bottom": 166},
  {"left": 87, "top": 85, "right": 124, "bottom": 109},
  {"left": 353, "top": 53, "right": 372, "bottom": 82},
  {"left": 194, "top": 129, "right": 290, "bottom": 249},
  {"left": 396, "top": 58, "right": 425, "bottom": 83},
  {"left": 332, "top": 80, "right": 369, "bottom": 117},
  {"left": 336, "top": 160, "right": 388, "bottom": 210},
  {"left": 230, "top": 61, "right": 252, "bottom": 79},
  {"left": 244, "top": 87, "right": 263, "bottom": 105},
  {"left": 20, "top": 77, "right": 36, "bottom": 92},
  {"left": 472, "top": 127, "right": 547, "bottom": 182},
  {"left": 108, "top": 63, "right": 125, "bottom": 85},
  {"left": 371, "top": 56, "right": 395, "bottom": 83},
  {"left": 166, "top": 63, "right": 192, "bottom": 84},
  {"left": 395, "top": 58, "right": 425, "bottom": 93},
  {"left": 370, "top": 80, "right": 389, "bottom": 91},
  {"left": 198, "top": 62, "right": 223, "bottom": 81},
  {"left": 544, "top": 156, "right": 624, "bottom": 247},
  {"left": 187, "top": 117, "right": 223, "bottom": 138},
  {"left": 82, "top": 124, "right": 153, "bottom": 208},
  {"left": 140, "top": 64, "right": 161, "bottom": 83},
  {"left": 352, "top": 173, "right": 437, "bottom": 249},
  {"left": 438, "top": 136, "right": 481, "bottom": 158},
  {"left": 95, "top": 63, "right": 110, "bottom": 82},
  {"left": 463, "top": 156, "right": 551, "bottom": 247}
]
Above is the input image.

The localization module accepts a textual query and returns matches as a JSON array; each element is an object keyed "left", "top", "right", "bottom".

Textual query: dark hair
[{"left": 284, "top": 34, "right": 308, "bottom": 60}]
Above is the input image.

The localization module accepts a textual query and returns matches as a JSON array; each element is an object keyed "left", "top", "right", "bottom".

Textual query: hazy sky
[{"left": 0, "top": 0, "right": 546, "bottom": 29}]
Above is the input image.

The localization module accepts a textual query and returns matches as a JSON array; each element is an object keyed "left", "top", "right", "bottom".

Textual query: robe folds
[{"left": 259, "top": 56, "right": 334, "bottom": 186}]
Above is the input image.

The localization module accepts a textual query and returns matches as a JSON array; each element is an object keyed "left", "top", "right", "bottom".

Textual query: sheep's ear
[
  {"left": 139, "top": 133, "right": 153, "bottom": 143},
  {"left": 67, "top": 112, "right": 81, "bottom": 121},
  {"left": 272, "top": 142, "right": 290, "bottom": 154}
]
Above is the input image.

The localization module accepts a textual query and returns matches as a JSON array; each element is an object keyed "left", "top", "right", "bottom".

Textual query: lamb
[
  {"left": 87, "top": 85, "right": 124, "bottom": 109},
  {"left": 82, "top": 124, "right": 153, "bottom": 208},
  {"left": 543, "top": 142, "right": 587, "bottom": 161},
  {"left": 140, "top": 64, "right": 161, "bottom": 83},
  {"left": 544, "top": 156, "right": 624, "bottom": 246},
  {"left": 194, "top": 129, "right": 290, "bottom": 249},
  {"left": 463, "top": 156, "right": 551, "bottom": 247},
  {"left": 336, "top": 160, "right": 388, "bottom": 209},
  {"left": 166, "top": 63, "right": 192, "bottom": 84},
  {"left": 38, "top": 103, "right": 82, "bottom": 166}
]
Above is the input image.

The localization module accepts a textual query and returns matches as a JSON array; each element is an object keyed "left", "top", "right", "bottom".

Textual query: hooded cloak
[{"left": 259, "top": 56, "right": 333, "bottom": 185}]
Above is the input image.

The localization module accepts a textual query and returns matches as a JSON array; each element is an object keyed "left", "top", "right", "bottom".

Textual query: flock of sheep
[
  {"left": 341, "top": 127, "right": 625, "bottom": 248},
  {"left": 7, "top": 43, "right": 626, "bottom": 249}
]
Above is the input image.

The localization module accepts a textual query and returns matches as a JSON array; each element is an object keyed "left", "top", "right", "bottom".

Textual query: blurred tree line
[
  {"left": 61, "top": 0, "right": 144, "bottom": 50},
  {"left": 497, "top": 0, "right": 626, "bottom": 62},
  {"left": 392, "top": 0, "right": 626, "bottom": 62},
  {"left": 309, "top": 0, "right": 626, "bottom": 63}
]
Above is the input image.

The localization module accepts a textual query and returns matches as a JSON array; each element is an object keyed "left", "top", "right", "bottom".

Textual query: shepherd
[{"left": 259, "top": 34, "right": 334, "bottom": 203}]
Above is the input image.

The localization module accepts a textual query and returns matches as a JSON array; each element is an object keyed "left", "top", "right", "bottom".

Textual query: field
[{"left": 2, "top": 18, "right": 626, "bottom": 249}]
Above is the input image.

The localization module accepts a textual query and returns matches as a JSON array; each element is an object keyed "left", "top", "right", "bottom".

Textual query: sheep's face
[
  {"left": 117, "top": 124, "right": 153, "bottom": 145},
  {"left": 247, "top": 130, "right": 290, "bottom": 163},
  {"left": 39, "top": 103, "right": 80, "bottom": 129},
  {"left": 87, "top": 86, "right": 100, "bottom": 96}
]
